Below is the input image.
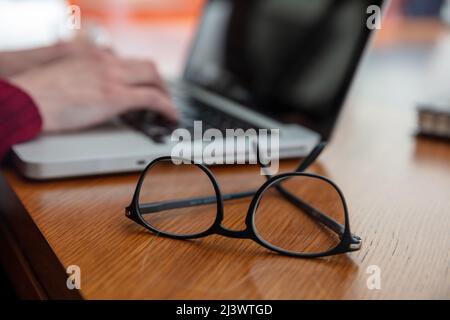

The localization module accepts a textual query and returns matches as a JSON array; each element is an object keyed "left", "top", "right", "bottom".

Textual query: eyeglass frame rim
[{"left": 126, "top": 156, "right": 360, "bottom": 258}]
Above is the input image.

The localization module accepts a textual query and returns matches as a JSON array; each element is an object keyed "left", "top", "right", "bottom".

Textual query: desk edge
[{"left": 0, "top": 173, "right": 82, "bottom": 300}]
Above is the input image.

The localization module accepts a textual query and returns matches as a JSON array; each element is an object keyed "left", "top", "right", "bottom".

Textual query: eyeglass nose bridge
[{"left": 216, "top": 225, "right": 251, "bottom": 239}]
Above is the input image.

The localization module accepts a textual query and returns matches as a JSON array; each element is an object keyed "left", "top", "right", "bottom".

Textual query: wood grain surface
[{"left": 2, "top": 20, "right": 450, "bottom": 299}]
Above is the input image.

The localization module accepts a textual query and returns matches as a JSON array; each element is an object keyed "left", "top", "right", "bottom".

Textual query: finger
[
  {"left": 117, "top": 86, "right": 179, "bottom": 122},
  {"left": 121, "top": 59, "right": 169, "bottom": 93}
]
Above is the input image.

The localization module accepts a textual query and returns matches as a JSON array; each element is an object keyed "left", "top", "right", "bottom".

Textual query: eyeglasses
[{"left": 126, "top": 142, "right": 362, "bottom": 258}]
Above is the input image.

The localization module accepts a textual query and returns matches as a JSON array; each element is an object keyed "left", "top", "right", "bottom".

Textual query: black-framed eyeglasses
[{"left": 126, "top": 142, "right": 362, "bottom": 258}]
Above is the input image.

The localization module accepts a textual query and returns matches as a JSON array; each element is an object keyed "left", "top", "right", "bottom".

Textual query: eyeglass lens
[
  {"left": 254, "top": 175, "right": 345, "bottom": 254},
  {"left": 138, "top": 160, "right": 217, "bottom": 236}
]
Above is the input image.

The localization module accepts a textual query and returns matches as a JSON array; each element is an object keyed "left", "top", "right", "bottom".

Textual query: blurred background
[
  {"left": 0, "top": 0, "right": 204, "bottom": 77},
  {"left": 1, "top": 0, "right": 450, "bottom": 70},
  {"left": 0, "top": 0, "right": 449, "bottom": 128}
]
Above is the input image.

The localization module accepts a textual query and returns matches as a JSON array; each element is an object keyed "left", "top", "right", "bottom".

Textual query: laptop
[{"left": 12, "top": 0, "right": 384, "bottom": 179}]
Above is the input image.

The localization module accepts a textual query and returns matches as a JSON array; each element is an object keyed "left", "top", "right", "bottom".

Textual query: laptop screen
[{"left": 183, "top": 0, "right": 384, "bottom": 139}]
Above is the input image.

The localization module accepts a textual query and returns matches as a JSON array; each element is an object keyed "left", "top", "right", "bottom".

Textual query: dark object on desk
[
  {"left": 417, "top": 102, "right": 450, "bottom": 140},
  {"left": 126, "top": 142, "right": 362, "bottom": 258}
]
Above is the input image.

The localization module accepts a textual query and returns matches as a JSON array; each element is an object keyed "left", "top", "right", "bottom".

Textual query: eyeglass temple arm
[
  {"left": 139, "top": 190, "right": 257, "bottom": 214},
  {"left": 140, "top": 187, "right": 344, "bottom": 236},
  {"left": 273, "top": 185, "right": 344, "bottom": 236},
  {"left": 140, "top": 190, "right": 342, "bottom": 234},
  {"left": 257, "top": 141, "right": 344, "bottom": 236},
  {"left": 254, "top": 141, "right": 326, "bottom": 174},
  {"left": 295, "top": 141, "right": 327, "bottom": 172},
  {"left": 291, "top": 142, "right": 345, "bottom": 235}
]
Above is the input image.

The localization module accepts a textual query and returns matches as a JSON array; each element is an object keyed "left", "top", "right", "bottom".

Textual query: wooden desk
[{"left": 1, "top": 20, "right": 450, "bottom": 300}]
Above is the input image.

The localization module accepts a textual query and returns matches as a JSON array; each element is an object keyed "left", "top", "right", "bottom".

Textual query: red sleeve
[{"left": 0, "top": 79, "right": 42, "bottom": 162}]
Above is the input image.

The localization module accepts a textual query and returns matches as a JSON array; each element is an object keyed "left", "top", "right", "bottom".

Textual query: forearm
[
  {"left": 0, "top": 43, "right": 70, "bottom": 78},
  {"left": 0, "top": 79, "right": 42, "bottom": 162},
  {"left": 0, "top": 51, "right": 25, "bottom": 77}
]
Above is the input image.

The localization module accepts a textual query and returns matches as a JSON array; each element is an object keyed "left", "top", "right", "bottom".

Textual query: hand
[{"left": 10, "top": 49, "right": 179, "bottom": 132}]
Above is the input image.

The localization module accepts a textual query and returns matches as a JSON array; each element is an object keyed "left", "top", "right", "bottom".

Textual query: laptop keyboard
[{"left": 121, "top": 97, "right": 260, "bottom": 143}]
